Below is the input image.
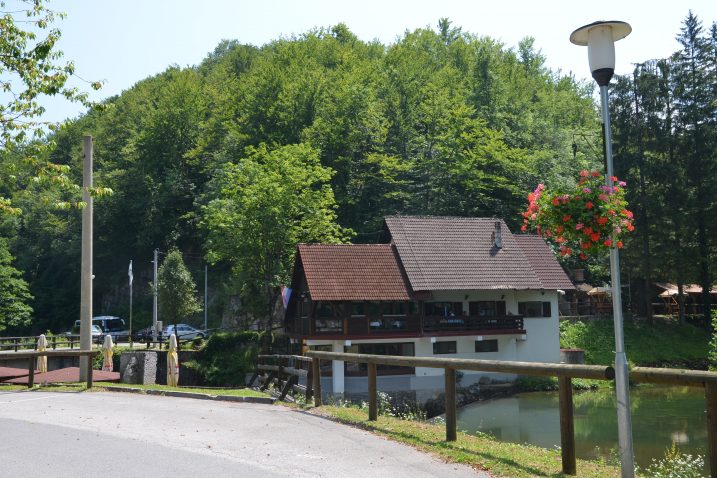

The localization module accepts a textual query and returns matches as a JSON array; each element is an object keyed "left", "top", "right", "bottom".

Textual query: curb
[{"left": 103, "top": 386, "right": 275, "bottom": 404}]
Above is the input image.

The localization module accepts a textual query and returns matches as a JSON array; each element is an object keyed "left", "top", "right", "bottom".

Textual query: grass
[
  {"left": 560, "top": 317, "right": 709, "bottom": 366},
  {"left": 312, "top": 405, "right": 624, "bottom": 478},
  {"left": 94, "top": 381, "right": 269, "bottom": 398}
]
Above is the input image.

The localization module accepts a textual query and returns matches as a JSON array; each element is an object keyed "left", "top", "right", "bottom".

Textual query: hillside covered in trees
[{"left": 8, "top": 15, "right": 708, "bottom": 334}]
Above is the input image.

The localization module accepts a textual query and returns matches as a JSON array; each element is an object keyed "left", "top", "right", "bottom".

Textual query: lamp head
[{"left": 570, "top": 20, "right": 631, "bottom": 86}]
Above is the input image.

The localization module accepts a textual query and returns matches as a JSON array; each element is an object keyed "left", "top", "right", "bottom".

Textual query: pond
[{"left": 453, "top": 385, "right": 709, "bottom": 471}]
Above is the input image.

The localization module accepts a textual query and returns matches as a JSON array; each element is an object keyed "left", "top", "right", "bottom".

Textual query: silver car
[{"left": 161, "top": 324, "right": 207, "bottom": 341}]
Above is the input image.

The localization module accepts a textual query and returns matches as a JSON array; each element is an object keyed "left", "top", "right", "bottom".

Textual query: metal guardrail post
[
  {"left": 444, "top": 368, "right": 457, "bottom": 442},
  {"left": 87, "top": 359, "right": 93, "bottom": 389},
  {"left": 368, "top": 363, "right": 377, "bottom": 421},
  {"left": 312, "top": 357, "right": 322, "bottom": 407},
  {"left": 558, "top": 376, "right": 576, "bottom": 475}
]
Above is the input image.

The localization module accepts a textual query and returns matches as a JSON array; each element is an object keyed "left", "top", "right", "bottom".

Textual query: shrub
[
  {"left": 709, "top": 313, "right": 717, "bottom": 371},
  {"left": 188, "top": 331, "right": 267, "bottom": 386},
  {"left": 641, "top": 442, "right": 705, "bottom": 478}
]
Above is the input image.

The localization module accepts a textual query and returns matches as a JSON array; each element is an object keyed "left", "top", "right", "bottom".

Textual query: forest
[{"left": 1, "top": 13, "right": 715, "bottom": 334}]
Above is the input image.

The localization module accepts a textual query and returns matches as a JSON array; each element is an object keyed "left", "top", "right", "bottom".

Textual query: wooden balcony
[{"left": 287, "top": 314, "right": 524, "bottom": 340}]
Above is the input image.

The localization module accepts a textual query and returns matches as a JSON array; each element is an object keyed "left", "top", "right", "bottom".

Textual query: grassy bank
[
  {"left": 560, "top": 318, "right": 709, "bottom": 366},
  {"left": 314, "top": 405, "right": 622, "bottom": 478}
]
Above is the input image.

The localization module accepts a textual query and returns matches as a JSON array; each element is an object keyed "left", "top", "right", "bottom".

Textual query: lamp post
[{"left": 571, "top": 21, "right": 634, "bottom": 478}]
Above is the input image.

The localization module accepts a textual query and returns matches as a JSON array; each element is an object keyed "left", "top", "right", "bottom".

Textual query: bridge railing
[{"left": 304, "top": 350, "right": 717, "bottom": 477}]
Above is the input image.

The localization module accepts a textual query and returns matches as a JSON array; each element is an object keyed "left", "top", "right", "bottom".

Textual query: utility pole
[
  {"left": 152, "top": 248, "right": 158, "bottom": 342},
  {"left": 79, "top": 136, "right": 93, "bottom": 381},
  {"left": 204, "top": 265, "right": 208, "bottom": 331}
]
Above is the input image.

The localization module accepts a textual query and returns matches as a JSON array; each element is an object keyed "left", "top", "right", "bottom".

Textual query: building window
[
  {"left": 425, "top": 302, "right": 463, "bottom": 317},
  {"left": 475, "top": 339, "right": 499, "bottom": 353},
  {"left": 468, "top": 301, "right": 506, "bottom": 317},
  {"left": 433, "top": 341, "right": 457, "bottom": 354},
  {"left": 518, "top": 301, "right": 552, "bottom": 318}
]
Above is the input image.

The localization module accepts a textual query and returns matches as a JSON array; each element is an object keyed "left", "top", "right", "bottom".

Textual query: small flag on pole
[
  {"left": 128, "top": 260, "right": 133, "bottom": 286},
  {"left": 280, "top": 285, "right": 292, "bottom": 309}
]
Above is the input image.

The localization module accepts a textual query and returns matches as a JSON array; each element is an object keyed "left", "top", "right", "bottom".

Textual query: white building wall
[{"left": 306, "top": 288, "right": 562, "bottom": 394}]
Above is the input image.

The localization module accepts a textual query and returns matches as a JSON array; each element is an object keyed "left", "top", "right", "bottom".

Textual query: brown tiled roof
[
  {"left": 297, "top": 244, "right": 411, "bottom": 301},
  {"left": 384, "top": 216, "right": 571, "bottom": 291},
  {"left": 513, "top": 235, "right": 575, "bottom": 290}
]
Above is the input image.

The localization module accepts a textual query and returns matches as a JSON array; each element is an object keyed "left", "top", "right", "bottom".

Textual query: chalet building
[{"left": 285, "top": 216, "right": 574, "bottom": 395}]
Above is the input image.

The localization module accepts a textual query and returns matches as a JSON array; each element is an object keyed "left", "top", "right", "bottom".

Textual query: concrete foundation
[{"left": 120, "top": 351, "right": 157, "bottom": 385}]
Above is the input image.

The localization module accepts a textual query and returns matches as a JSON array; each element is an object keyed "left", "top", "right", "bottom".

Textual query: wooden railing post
[
  {"left": 312, "top": 357, "right": 322, "bottom": 407},
  {"left": 706, "top": 382, "right": 717, "bottom": 478},
  {"left": 305, "top": 358, "right": 314, "bottom": 402},
  {"left": 558, "top": 376, "right": 576, "bottom": 475},
  {"left": 445, "top": 368, "right": 457, "bottom": 441},
  {"left": 368, "top": 363, "right": 377, "bottom": 421},
  {"left": 27, "top": 357, "right": 34, "bottom": 388}
]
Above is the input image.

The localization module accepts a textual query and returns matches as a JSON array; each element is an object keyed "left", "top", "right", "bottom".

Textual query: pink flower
[
  {"left": 599, "top": 194, "right": 608, "bottom": 201},
  {"left": 582, "top": 187, "right": 592, "bottom": 194},
  {"left": 619, "top": 181, "right": 627, "bottom": 187},
  {"left": 575, "top": 223, "right": 584, "bottom": 230}
]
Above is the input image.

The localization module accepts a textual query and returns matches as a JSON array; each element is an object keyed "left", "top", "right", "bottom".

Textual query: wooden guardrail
[
  {"left": 305, "top": 350, "right": 717, "bottom": 477},
  {"left": 0, "top": 349, "right": 100, "bottom": 388},
  {"left": 0, "top": 335, "right": 104, "bottom": 352},
  {"left": 248, "top": 355, "right": 314, "bottom": 402}
]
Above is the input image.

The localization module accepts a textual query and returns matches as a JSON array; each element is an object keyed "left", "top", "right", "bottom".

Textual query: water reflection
[{"left": 453, "top": 385, "right": 708, "bottom": 469}]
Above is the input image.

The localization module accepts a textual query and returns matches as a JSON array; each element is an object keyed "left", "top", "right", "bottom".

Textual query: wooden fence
[
  {"left": 0, "top": 349, "right": 99, "bottom": 388},
  {"left": 248, "top": 354, "right": 314, "bottom": 402},
  {"left": 305, "top": 350, "right": 717, "bottom": 477}
]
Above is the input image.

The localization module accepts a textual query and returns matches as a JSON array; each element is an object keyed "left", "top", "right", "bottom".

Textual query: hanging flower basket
[{"left": 521, "top": 170, "right": 635, "bottom": 259}]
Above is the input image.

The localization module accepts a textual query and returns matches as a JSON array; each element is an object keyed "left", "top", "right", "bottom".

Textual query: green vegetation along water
[{"left": 455, "top": 385, "right": 708, "bottom": 472}]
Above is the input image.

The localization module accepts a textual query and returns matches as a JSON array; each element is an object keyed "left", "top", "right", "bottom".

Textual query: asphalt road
[{"left": 0, "top": 390, "right": 489, "bottom": 478}]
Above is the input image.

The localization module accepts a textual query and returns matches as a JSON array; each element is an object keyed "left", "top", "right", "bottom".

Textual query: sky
[{"left": 38, "top": 0, "right": 717, "bottom": 124}]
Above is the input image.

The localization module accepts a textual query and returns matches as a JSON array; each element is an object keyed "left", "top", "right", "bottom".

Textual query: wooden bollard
[
  {"left": 558, "top": 376, "right": 576, "bottom": 475},
  {"left": 445, "top": 368, "right": 457, "bottom": 441},
  {"left": 368, "top": 363, "right": 377, "bottom": 421},
  {"left": 706, "top": 382, "right": 717, "bottom": 478},
  {"left": 27, "top": 357, "right": 35, "bottom": 388},
  {"left": 87, "top": 358, "right": 93, "bottom": 389},
  {"left": 312, "top": 357, "right": 322, "bottom": 407}
]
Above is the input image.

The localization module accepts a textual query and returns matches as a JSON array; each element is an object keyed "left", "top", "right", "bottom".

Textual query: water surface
[{"left": 454, "top": 385, "right": 708, "bottom": 470}]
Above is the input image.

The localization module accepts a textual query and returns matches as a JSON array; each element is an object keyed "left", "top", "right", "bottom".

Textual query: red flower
[
  {"left": 521, "top": 224, "right": 527, "bottom": 231},
  {"left": 556, "top": 226, "right": 564, "bottom": 234},
  {"left": 597, "top": 216, "right": 609, "bottom": 226},
  {"left": 617, "top": 241, "right": 623, "bottom": 249},
  {"left": 581, "top": 242, "right": 591, "bottom": 250},
  {"left": 604, "top": 239, "right": 613, "bottom": 247},
  {"left": 610, "top": 176, "right": 618, "bottom": 182},
  {"left": 585, "top": 201, "right": 594, "bottom": 209},
  {"left": 562, "top": 215, "right": 572, "bottom": 222},
  {"left": 591, "top": 171, "right": 600, "bottom": 178},
  {"left": 627, "top": 223, "right": 635, "bottom": 232},
  {"left": 580, "top": 170, "right": 589, "bottom": 177},
  {"left": 528, "top": 192, "right": 535, "bottom": 202},
  {"left": 590, "top": 232, "right": 600, "bottom": 242},
  {"left": 552, "top": 197, "right": 559, "bottom": 206},
  {"left": 622, "top": 209, "right": 634, "bottom": 218},
  {"left": 579, "top": 252, "right": 588, "bottom": 260}
]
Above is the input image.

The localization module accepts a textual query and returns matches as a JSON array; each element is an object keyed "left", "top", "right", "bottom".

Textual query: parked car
[
  {"left": 91, "top": 316, "right": 129, "bottom": 341},
  {"left": 161, "top": 324, "right": 207, "bottom": 341},
  {"left": 65, "top": 324, "right": 105, "bottom": 344},
  {"left": 133, "top": 326, "right": 155, "bottom": 343}
]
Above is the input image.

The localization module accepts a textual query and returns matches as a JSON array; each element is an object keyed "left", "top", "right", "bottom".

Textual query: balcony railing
[{"left": 287, "top": 314, "right": 524, "bottom": 338}]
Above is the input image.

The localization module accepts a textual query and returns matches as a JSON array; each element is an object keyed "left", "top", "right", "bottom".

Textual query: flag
[
  {"left": 281, "top": 285, "right": 292, "bottom": 309},
  {"left": 128, "top": 260, "right": 133, "bottom": 286}
]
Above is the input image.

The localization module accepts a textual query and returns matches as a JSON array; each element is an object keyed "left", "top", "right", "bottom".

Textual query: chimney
[{"left": 494, "top": 221, "right": 503, "bottom": 249}]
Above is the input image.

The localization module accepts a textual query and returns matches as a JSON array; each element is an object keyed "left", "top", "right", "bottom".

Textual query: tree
[
  {"left": 203, "top": 143, "right": 351, "bottom": 331},
  {"left": 0, "top": 238, "right": 32, "bottom": 333},
  {"left": 157, "top": 249, "right": 201, "bottom": 335},
  {"left": 1, "top": 0, "right": 102, "bottom": 214}
]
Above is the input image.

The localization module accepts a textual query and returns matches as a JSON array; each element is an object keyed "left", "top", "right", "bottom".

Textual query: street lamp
[{"left": 570, "top": 20, "right": 635, "bottom": 478}]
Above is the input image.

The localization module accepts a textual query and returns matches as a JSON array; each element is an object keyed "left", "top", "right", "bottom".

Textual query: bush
[
  {"left": 187, "top": 331, "right": 267, "bottom": 386},
  {"left": 641, "top": 442, "right": 705, "bottom": 478}
]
